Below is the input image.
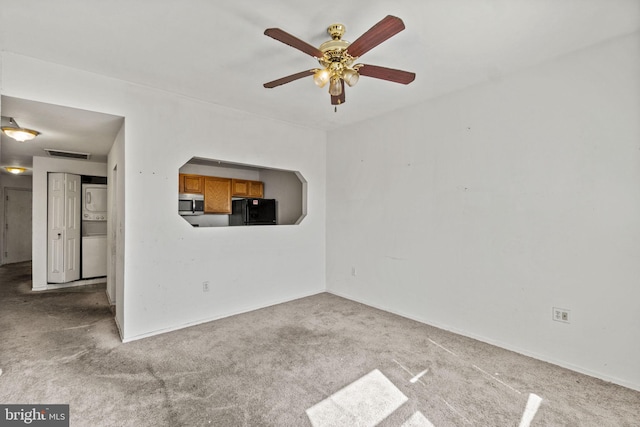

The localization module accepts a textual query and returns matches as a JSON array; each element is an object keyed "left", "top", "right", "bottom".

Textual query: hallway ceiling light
[
  {"left": 5, "top": 167, "right": 27, "bottom": 174},
  {"left": 1, "top": 117, "right": 40, "bottom": 142}
]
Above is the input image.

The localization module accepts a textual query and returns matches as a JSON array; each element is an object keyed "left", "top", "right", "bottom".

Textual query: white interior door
[
  {"left": 65, "top": 174, "right": 81, "bottom": 281},
  {"left": 47, "top": 173, "right": 81, "bottom": 283},
  {"left": 48, "top": 173, "right": 65, "bottom": 282},
  {"left": 3, "top": 188, "right": 33, "bottom": 264}
]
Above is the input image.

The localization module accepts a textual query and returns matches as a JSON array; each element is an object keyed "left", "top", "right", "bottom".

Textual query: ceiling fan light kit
[
  {"left": 1, "top": 117, "right": 40, "bottom": 142},
  {"left": 313, "top": 23, "right": 359, "bottom": 97},
  {"left": 263, "top": 15, "right": 415, "bottom": 106}
]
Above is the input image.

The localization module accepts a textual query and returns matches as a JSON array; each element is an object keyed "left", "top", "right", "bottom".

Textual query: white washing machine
[{"left": 81, "top": 220, "right": 107, "bottom": 279}]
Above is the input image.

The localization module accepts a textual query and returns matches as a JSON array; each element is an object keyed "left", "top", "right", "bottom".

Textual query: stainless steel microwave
[{"left": 178, "top": 193, "right": 204, "bottom": 216}]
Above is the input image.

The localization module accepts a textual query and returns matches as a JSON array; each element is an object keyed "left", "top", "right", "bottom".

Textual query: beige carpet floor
[{"left": 1, "top": 261, "right": 639, "bottom": 426}]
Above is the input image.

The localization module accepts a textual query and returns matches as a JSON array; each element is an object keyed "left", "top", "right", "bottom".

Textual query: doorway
[{"left": 3, "top": 188, "right": 33, "bottom": 265}]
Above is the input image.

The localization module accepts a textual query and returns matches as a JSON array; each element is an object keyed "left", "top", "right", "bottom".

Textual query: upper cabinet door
[
  {"left": 179, "top": 174, "right": 204, "bottom": 194},
  {"left": 231, "top": 179, "right": 249, "bottom": 197},
  {"left": 204, "top": 177, "right": 232, "bottom": 214},
  {"left": 248, "top": 181, "right": 264, "bottom": 198},
  {"left": 232, "top": 179, "right": 263, "bottom": 198}
]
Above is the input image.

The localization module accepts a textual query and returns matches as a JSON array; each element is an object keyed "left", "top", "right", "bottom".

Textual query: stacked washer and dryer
[{"left": 81, "top": 181, "right": 107, "bottom": 279}]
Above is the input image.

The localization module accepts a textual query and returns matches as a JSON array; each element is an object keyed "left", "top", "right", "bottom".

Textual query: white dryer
[
  {"left": 82, "top": 183, "right": 108, "bottom": 221},
  {"left": 81, "top": 183, "right": 108, "bottom": 279}
]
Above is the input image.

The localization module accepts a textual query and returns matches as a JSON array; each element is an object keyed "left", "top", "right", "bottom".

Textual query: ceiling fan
[{"left": 263, "top": 15, "right": 416, "bottom": 106}]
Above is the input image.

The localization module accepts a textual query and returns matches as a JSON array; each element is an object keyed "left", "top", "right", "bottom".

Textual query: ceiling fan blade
[
  {"left": 347, "top": 15, "right": 405, "bottom": 58},
  {"left": 263, "top": 69, "right": 315, "bottom": 88},
  {"left": 264, "top": 28, "right": 324, "bottom": 58},
  {"left": 357, "top": 64, "right": 416, "bottom": 85},
  {"left": 331, "top": 80, "right": 346, "bottom": 105}
]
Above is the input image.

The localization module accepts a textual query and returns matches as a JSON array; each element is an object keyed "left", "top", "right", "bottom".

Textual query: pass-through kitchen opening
[{"left": 178, "top": 157, "right": 306, "bottom": 228}]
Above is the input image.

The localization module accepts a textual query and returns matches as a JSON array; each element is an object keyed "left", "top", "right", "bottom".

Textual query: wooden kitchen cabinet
[
  {"left": 180, "top": 174, "right": 262, "bottom": 214},
  {"left": 248, "top": 181, "right": 264, "bottom": 198},
  {"left": 179, "top": 174, "right": 204, "bottom": 194},
  {"left": 204, "top": 177, "right": 232, "bottom": 214},
  {"left": 232, "top": 179, "right": 264, "bottom": 198}
]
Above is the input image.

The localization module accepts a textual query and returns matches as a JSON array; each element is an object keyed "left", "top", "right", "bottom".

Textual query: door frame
[{"left": 2, "top": 187, "right": 33, "bottom": 265}]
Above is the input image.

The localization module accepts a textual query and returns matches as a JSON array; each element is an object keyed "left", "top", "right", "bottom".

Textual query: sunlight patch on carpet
[
  {"left": 401, "top": 411, "right": 435, "bottom": 427},
  {"left": 518, "top": 393, "right": 543, "bottom": 427},
  {"left": 306, "top": 369, "right": 408, "bottom": 427}
]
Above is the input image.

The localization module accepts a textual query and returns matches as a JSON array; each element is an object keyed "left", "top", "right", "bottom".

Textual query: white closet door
[
  {"left": 47, "top": 173, "right": 81, "bottom": 283},
  {"left": 65, "top": 174, "right": 81, "bottom": 282}
]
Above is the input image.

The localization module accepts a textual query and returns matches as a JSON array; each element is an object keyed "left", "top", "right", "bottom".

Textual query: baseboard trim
[
  {"left": 33, "top": 277, "right": 106, "bottom": 291},
  {"left": 105, "top": 289, "right": 115, "bottom": 306},
  {"left": 114, "top": 314, "right": 124, "bottom": 341},
  {"left": 327, "top": 290, "right": 640, "bottom": 393},
  {"left": 121, "top": 289, "right": 326, "bottom": 343}
]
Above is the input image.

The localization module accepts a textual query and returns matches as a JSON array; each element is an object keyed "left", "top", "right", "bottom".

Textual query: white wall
[
  {"left": 179, "top": 163, "right": 260, "bottom": 180},
  {"left": 0, "top": 173, "right": 32, "bottom": 191},
  {"left": 0, "top": 173, "right": 33, "bottom": 265},
  {"left": 326, "top": 33, "right": 640, "bottom": 391},
  {"left": 260, "top": 168, "right": 304, "bottom": 225},
  {"left": 31, "top": 157, "right": 107, "bottom": 290},
  {"left": 1, "top": 52, "right": 326, "bottom": 341}
]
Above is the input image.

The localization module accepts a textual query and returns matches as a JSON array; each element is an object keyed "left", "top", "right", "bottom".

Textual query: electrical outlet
[
  {"left": 553, "top": 307, "right": 570, "bottom": 323},
  {"left": 202, "top": 281, "right": 210, "bottom": 292}
]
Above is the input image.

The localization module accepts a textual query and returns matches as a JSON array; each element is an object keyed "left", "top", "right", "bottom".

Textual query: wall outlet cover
[{"left": 552, "top": 307, "right": 570, "bottom": 323}]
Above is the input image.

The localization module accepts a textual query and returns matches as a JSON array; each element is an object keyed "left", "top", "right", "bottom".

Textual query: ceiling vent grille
[{"left": 44, "top": 149, "right": 91, "bottom": 160}]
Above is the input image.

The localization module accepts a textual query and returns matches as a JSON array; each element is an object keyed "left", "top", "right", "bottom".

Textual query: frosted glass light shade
[
  {"left": 5, "top": 167, "right": 26, "bottom": 174},
  {"left": 343, "top": 68, "right": 359, "bottom": 87},
  {"left": 313, "top": 69, "right": 331, "bottom": 88},
  {"left": 329, "top": 78, "right": 342, "bottom": 96},
  {"left": 1, "top": 126, "right": 39, "bottom": 142}
]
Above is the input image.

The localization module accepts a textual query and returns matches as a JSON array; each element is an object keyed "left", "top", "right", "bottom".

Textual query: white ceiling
[
  {"left": 1, "top": 0, "right": 638, "bottom": 173},
  {"left": 1, "top": 97, "right": 123, "bottom": 173}
]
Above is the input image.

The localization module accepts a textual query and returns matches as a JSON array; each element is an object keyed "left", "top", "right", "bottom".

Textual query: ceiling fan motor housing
[
  {"left": 319, "top": 40, "right": 351, "bottom": 57},
  {"left": 320, "top": 23, "right": 352, "bottom": 56}
]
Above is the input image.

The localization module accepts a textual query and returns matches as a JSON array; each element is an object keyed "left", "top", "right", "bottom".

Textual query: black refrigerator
[{"left": 229, "top": 198, "right": 277, "bottom": 226}]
